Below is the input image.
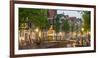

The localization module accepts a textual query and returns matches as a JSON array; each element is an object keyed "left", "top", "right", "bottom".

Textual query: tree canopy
[
  {"left": 54, "top": 14, "right": 70, "bottom": 32},
  {"left": 62, "top": 20, "right": 70, "bottom": 32},
  {"left": 19, "top": 8, "right": 49, "bottom": 30},
  {"left": 82, "top": 11, "right": 91, "bottom": 32}
]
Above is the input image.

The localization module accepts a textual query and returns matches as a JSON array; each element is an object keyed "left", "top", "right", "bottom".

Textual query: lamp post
[
  {"left": 81, "top": 28, "right": 84, "bottom": 32},
  {"left": 35, "top": 28, "right": 39, "bottom": 41},
  {"left": 79, "top": 27, "right": 84, "bottom": 46},
  {"left": 34, "top": 28, "right": 42, "bottom": 48}
]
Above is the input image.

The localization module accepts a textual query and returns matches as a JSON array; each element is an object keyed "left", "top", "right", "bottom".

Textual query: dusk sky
[{"left": 57, "top": 10, "right": 82, "bottom": 18}]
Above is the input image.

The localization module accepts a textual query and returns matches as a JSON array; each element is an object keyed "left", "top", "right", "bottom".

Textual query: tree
[
  {"left": 54, "top": 14, "right": 70, "bottom": 32},
  {"left": 54, "top": 14, "right": 65, "bottom": 32},
  {"left": 19, "top": 8, "right": 49, "bottom": 30},
  {"left": 54, "top": 14, "right": 60, "bottom": 32},
  {"left": 82, "top": 11, "right": 91, "bottom": 32},
  {"left": 62, "top": 20, "right": 70, "bottom": 32}
]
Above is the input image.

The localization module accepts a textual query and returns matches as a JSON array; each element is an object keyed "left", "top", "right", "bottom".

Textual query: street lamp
[
  {"left": 35, "top": 28, "right": 39, "bottom": 32},
  {"left": 34, "top": 28, "right": 39, "bottom": 40},
  {"left": 79, "top": 27, "right": 84, "bottom": 46},
  {"left": 81, "top": 28, "right": 84, "bottom": 32}
]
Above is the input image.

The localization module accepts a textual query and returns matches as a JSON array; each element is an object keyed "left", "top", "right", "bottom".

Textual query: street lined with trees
[{"left": 18, "top": 8, "right": 91, "bottom": 49}]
